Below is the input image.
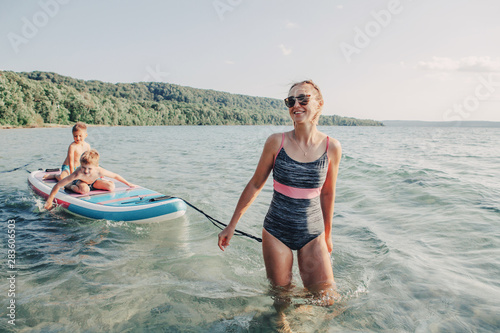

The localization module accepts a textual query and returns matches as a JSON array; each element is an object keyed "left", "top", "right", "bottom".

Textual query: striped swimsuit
[{"left": 264, "top": 133, "right": 330, "bottom": 250}]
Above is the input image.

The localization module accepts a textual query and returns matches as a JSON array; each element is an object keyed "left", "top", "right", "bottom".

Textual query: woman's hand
[{"left": 218, "top": 226, "right": 235, "bottom": 251}]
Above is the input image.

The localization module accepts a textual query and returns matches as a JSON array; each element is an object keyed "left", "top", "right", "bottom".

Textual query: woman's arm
[
  {"left": 320, "top": 138, "right": 342, "bottom": 253},
  {"left": 218, "top": 134, "right": 281, "bottom": 251}
]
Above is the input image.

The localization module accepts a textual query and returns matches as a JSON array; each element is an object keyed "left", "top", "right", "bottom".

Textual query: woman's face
[{"left": 287, "top": 84, "right": 323, "bottom": 125}]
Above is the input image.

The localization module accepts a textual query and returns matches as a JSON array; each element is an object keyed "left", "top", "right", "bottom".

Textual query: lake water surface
[{"left": 0, "top": 125, "right": 499, "bottom": 332}]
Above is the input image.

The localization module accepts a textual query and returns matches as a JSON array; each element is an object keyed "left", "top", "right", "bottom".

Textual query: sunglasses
[{"left": 284, "top": 94, "right": 311, "bottom": 108}]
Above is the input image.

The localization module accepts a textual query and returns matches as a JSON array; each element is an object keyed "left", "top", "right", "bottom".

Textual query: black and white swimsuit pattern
[{"left": 263, "top": 133, "right": 330, "bottom": 250}]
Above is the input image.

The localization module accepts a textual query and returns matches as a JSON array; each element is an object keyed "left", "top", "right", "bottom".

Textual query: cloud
[
  {"left": 225, "top": 60, "right": 235, "bottom": 65},
  {"left": 278, "top": 44, "right": 292, "bottom": 56},
  {"left": 418, "top": 56, "right": 500, "bottom": 72},
  {"left": 457, "top": 56, "right": 500, "bottom": 72},
  {"left": 417, "top": 57, "right": 459, "bottom": 71},
  {"left": 285, "top": 21, "right": 298, "bottom": 29}
]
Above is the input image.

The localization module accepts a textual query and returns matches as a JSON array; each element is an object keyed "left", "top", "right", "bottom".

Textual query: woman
[{"left": 218, "top": 80, "right": 342, "bottom": 303}]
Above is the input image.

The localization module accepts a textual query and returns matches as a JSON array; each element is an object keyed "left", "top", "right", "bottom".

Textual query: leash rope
[
  {"left": 180, "top": 198, "right": 262, "bottom": 243},
  {"left": 0, "top": 158, "right": 44, "bottom": 174}
]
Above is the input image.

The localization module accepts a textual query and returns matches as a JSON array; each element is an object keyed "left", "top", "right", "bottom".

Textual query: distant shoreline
[
  {"left": 382, "top": 120, "right": 500, "bottom": 128},
  {"left": 0, "top": 124, "right": 109, "bottom": 130},
  {"left": 1, "top": 124, "right": 71, "bottom": 130},
  {"left": 4, "top": 119, "right": 497, "bottom": 129},
  {"left": 3, "top": 121, "right": 500, "bottom": 130}
]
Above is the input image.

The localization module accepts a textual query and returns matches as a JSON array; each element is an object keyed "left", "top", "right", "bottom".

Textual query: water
[{"left": 1, "top": 125, "right": 499, "bottom": 332}]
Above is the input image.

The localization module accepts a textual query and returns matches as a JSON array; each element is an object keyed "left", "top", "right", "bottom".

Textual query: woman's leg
[
  {"left": 297, "top": 233, "right": 336, "bottom": 304},
  {"left": 262, "top": 228, "right": 294, "bottom": 287},
  {"left": 262, "top": 228, "right": 294, "bottom": 330}
]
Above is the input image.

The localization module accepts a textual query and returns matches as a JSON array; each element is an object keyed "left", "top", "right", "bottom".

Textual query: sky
[{"left": 1, "top": 0, "right": 500, "bottom": 121}]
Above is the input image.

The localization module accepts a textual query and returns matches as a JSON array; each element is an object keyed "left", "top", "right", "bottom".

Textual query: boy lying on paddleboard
[{"left": 44, "top": 149, "right": 137, "bottom": 210}]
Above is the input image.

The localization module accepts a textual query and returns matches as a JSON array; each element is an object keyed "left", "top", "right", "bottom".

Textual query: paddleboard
[{"left": 28, "top": 169, "right": 187, "bottom": 223}]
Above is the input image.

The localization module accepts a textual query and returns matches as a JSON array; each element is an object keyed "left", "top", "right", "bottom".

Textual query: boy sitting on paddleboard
[
  {"left": 43, "top": 122, "right": 91, "bottom": 181},
  {"left": 44, "top": 149, "right": 136, "bottom": 210}
]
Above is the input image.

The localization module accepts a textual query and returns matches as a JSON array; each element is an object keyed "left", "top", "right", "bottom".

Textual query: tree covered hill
[{"left": 0, "top": 71, "right": 382, "bottom": 127}]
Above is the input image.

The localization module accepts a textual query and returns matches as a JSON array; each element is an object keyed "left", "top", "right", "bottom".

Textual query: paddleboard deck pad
[{"left": 28, "top": 169, "right": 187, "bottom": 223}]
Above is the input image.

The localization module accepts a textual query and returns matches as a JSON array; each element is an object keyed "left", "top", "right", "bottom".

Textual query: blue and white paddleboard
[{"left": 28, "top": 169, "right": 187, "bottom": 223}]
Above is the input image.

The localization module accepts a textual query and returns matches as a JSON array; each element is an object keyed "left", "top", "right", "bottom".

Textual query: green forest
[{"left": 0, "top": 71, "right": 383, "bottom": 127}]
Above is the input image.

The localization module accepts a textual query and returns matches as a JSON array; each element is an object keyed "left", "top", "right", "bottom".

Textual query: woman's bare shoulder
[
  {"left": 264, "top": 132, "right": 284, "bottom": 150},
  {"left": 327, "top": 137, "right": 342, "bottom": 159}
]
